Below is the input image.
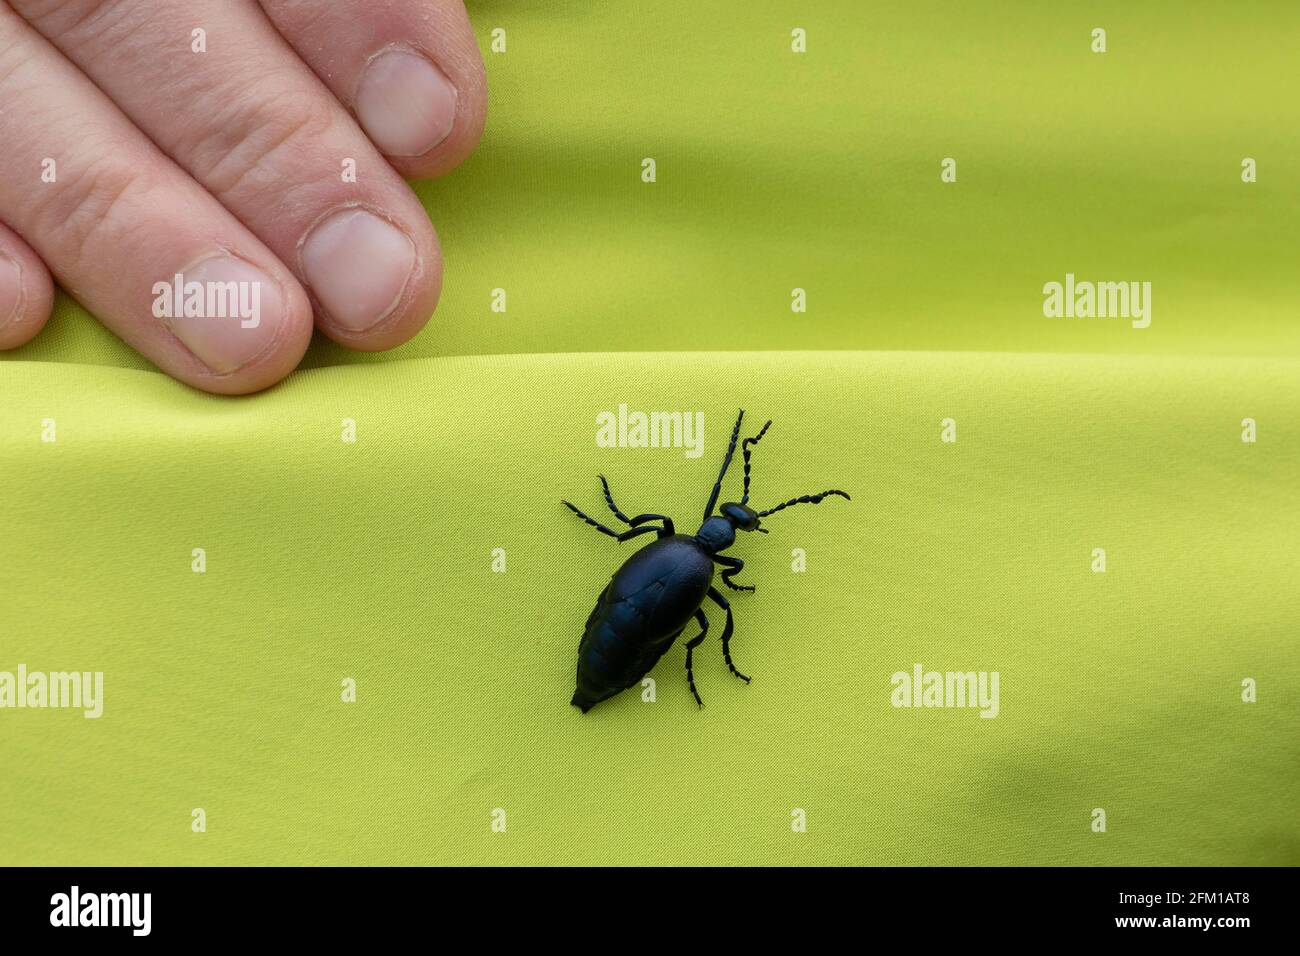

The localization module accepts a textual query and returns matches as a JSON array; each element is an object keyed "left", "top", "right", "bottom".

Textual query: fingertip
[
  {"left": 0, "top": 241, "right": 54, "bottom": 351},
  {"left": 259, "top": 0, "right": 488, "bottom": 182},
  {"left": 193, "top": 276, "right": 315, "bottom": 396},
  {"left": 304, "top": 206, "right": 442, "bottom": 352},
  {"left": 378, "top": 48, "right": 487, "bottom": 181}
]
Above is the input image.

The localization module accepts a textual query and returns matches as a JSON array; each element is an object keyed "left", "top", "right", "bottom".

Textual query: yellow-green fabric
[{"left": 2, "top": 2, "right": 1298, "bottom": 865}]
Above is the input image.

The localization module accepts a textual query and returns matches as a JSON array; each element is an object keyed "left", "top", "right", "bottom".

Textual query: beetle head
[{"left": 719, "top": 501, "right": 765, "bottom": 533}]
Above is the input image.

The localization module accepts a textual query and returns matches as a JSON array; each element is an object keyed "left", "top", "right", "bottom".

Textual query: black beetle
[{"left": 564, "top": 409, "right": 849, "bottom": 712}]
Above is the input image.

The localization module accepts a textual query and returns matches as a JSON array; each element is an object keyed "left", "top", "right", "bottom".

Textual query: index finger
[{"left": 258, "top": 0, "right": 488, "bottom": 179}]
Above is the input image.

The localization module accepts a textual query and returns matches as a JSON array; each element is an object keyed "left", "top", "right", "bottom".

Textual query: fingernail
[
  {"left": 300, "top": 208, "right": 415, "bottom": 333},
  {"left": 0, "top": 254, "right": 22, "bottom": 329},
  {"left": 355, "top": 47, "right": 457, "bottom": 157},
  {"left": 160, "top": 256, "right": 284, "bottom": 374}
]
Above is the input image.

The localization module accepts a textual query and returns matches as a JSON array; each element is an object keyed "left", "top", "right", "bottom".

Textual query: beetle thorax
[{"left": 695, "top": 516, "right": 735, "bottom": 554}]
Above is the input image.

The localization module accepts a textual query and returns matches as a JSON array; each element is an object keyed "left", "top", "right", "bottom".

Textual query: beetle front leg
[
  {"left": 712, "top": 554, "right": 755, "bottom": 592},
  {"left": 683, "top": 608, "right": 709, "bottom": 707},
  {"left": 564, "top": 501, "right": 665, "bottom": 542},
  {"left": 597, "top": 476, "right": 675, "bottom": 537},
  {"left": 598, "top": 475, "right": 633, "bottom": 523},
  {"left": 628, "top": 513, "right": 674, "bottom": 537},
  {"left": 707, "top": 587, "right": 750, "bottom": 683}
]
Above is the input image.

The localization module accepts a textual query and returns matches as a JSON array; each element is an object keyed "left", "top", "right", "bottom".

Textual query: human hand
[{"left": 0, "top": 0, "right": 486, "bottom": 393}]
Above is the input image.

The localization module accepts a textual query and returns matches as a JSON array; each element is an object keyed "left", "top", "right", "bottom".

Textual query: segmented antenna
[
  {"left": 757, "top": 489, "right": 851, "bottom": 518},
  {"left": 740, "top": 420, "right": 772, "bottom": 505}
]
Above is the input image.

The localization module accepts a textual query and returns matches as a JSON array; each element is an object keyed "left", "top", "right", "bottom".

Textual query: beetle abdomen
[
  {"left": 571, "top": 604, "right": 682, "bottom": 712},
  {"left": 571, "top": 536, "right": 714, "bottom": 712}
]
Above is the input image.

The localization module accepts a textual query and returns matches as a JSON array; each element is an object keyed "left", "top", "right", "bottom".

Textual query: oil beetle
[{"left": 564, "top": 409, "right": 849, "bottom": 712}]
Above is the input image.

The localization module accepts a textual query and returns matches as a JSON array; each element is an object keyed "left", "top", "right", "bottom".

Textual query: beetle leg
[
  {"left": 721, "top": 568, "right": 753, "bottom": 592},
  {"left": 598, "top": 475, "right": 633, "bottom": 524},
  {"left": 598, "top": 478, "right": 675, "bottom": 536},
  {"left": 563, "top": 500, "right": 623, "bottom": 538},
  {"left": 708, "top": 587, "right": 751, "bottom": 683},
  {"left": 628, "top": 513, "right": 674, "bottom": 537},
  {"left": 683, "top": 609, "right": 709, "bottom": 708},
  {"left": 564, "top": 501, "right": 664, "bottom": 542},
  {"left": 712, "top": 554, "right": 755, "bottom": 592}
]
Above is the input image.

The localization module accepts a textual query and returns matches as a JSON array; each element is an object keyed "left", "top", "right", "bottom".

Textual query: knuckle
[
  {"left": 187, "top": 89, "right": 337, "bottom": 201},
  {"left": 33, "top": 157, "right": 153, "bottom": 265},
  {"left": 9, "top": 0, "right": 131, "bottom": 45},
  {"left": 260, "top": 0, "right": 332, "bottom": 36}
]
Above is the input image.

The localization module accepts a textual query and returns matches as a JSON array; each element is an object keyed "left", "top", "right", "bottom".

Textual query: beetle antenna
[
  {"left": 703, "top": 409, "right": 746, "bottom": 523},
  {"left": 756, "top": 489, "right": 851, "bottom": 518},
  {"left": 739, "top": 420, "right": 772, "bottom": 505}
]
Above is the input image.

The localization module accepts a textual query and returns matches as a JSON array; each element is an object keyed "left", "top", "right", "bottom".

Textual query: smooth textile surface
[
  {"left": 2, "top": 352, "right": 1298, "bottom": 865},
  {"left": 8, "top": 1, "right": 1300, "bottom": 368},
  {"left": 2, "top": 2, "right": 1299, "bottom": 865}
]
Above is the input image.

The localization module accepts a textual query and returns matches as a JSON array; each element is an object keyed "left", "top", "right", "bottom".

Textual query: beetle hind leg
[
  {"left": 683, "top": 608, "right": 709, "bottom": 708},
  {"left": 709, "top": 587, "right": 751, "bottom": 683}
]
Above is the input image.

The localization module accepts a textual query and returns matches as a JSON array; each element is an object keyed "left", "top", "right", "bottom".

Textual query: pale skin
[{"left": 0, "top": 0, "right": 487, "bottom": 394}]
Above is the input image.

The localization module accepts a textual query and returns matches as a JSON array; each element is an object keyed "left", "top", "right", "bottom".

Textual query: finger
[
  {"left": 13, "top": 0, "right": 442, "bottom": 350},
  {"left": 0, "top": 8, "right": 312, "bottom": 393},
  {"left": 0, "top": 219, "right": 55, "bottom": 350},
  {"left": 258, "top": 0, "right": 487, "bottom": 179}
]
